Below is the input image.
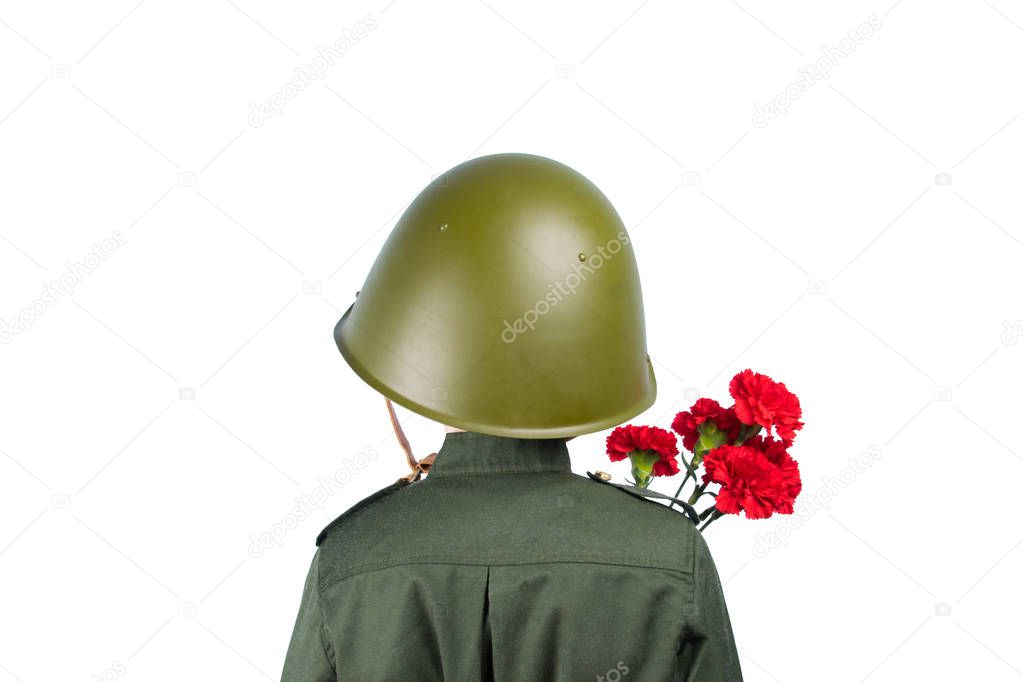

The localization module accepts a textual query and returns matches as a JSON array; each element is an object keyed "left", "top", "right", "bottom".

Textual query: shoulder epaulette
[
  {"left": 586, "top": 471, "right": 700, "bottom": 525},
  {"left": 316, "top": 479, "right": 410, "bottom": 546}
]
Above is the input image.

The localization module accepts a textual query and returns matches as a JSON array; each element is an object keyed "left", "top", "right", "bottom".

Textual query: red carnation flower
[
  {"left": 729, "top": 369, "right": 804, "bottom": 445},
  {"left": 671, "top": 398, "right": 740, "bottom": 452},
  {"left": 702, "top": 440, "right": 800, "bottom": 519},
  {"left": 652, "top": 455, "right": 680, "bottom": 477},
  {"left": 606, "top": 425, "right": 680, "bottom": 478},
  {"left": 746, "top": 435, "right": 802, "bottom": 514}
]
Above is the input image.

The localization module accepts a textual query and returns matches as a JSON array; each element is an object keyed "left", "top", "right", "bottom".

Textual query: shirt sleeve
[
  {"left": 678, "top": 530, "right": 744, "bottom": 681},
  {"left": 282, "top": 549, "right": 337, "bottom": 682}
]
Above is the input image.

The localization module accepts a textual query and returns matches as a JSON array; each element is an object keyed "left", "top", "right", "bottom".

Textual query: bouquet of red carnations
[{"left": 605, "top": 370, "right": 804, "bottom": 531}]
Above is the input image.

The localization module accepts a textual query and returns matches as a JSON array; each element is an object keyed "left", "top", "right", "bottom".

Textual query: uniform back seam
[{"left": 320, "top": 556, "right": 694, "bottom": 591}]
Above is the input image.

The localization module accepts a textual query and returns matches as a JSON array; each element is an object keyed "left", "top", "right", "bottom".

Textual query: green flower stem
[
  {"left": 698, "top": 505, "right": 718, "bottom": 521},
  {"left": 687, "top": 481, "right": 709, "bottom": 506},
  {"left": 667, "top": 475, "right": 689, "bottom": 510},
  {"left": 668, "top": 453, "right": 699, "bottom": 510},
  {"left": 698, "top": 509, "right": 724, "bottom": 532}
]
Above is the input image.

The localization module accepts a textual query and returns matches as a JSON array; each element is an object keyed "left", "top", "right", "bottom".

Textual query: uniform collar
[{"left": 428, "top": 432, "right": 571, "bottom": 477}]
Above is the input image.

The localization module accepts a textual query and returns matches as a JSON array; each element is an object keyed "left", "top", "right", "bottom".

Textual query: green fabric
[{"left": 283, "top": 432, "right": 742, "bottom": 681}]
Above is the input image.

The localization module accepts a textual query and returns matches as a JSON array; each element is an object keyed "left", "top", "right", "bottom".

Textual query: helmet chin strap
[{"left": 385, "top": 398, "right": 436, "bottom": 483}]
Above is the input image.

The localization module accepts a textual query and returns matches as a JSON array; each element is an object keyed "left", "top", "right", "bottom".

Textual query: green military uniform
[
  {"left": 282, "top": 154, "right": 742, "bottom": 680},
  {"left": 282, "top": 433, "right": 741, "bottom": 680}
]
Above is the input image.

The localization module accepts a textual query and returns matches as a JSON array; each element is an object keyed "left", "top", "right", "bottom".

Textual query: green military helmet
[{"left": 334, "top": 153, "right": 656, "bottom": 438}]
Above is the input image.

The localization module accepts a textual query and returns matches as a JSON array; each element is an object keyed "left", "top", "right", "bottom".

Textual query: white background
[{"left": 2, "top": 1, "right": 1022, "bottom": 680}]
